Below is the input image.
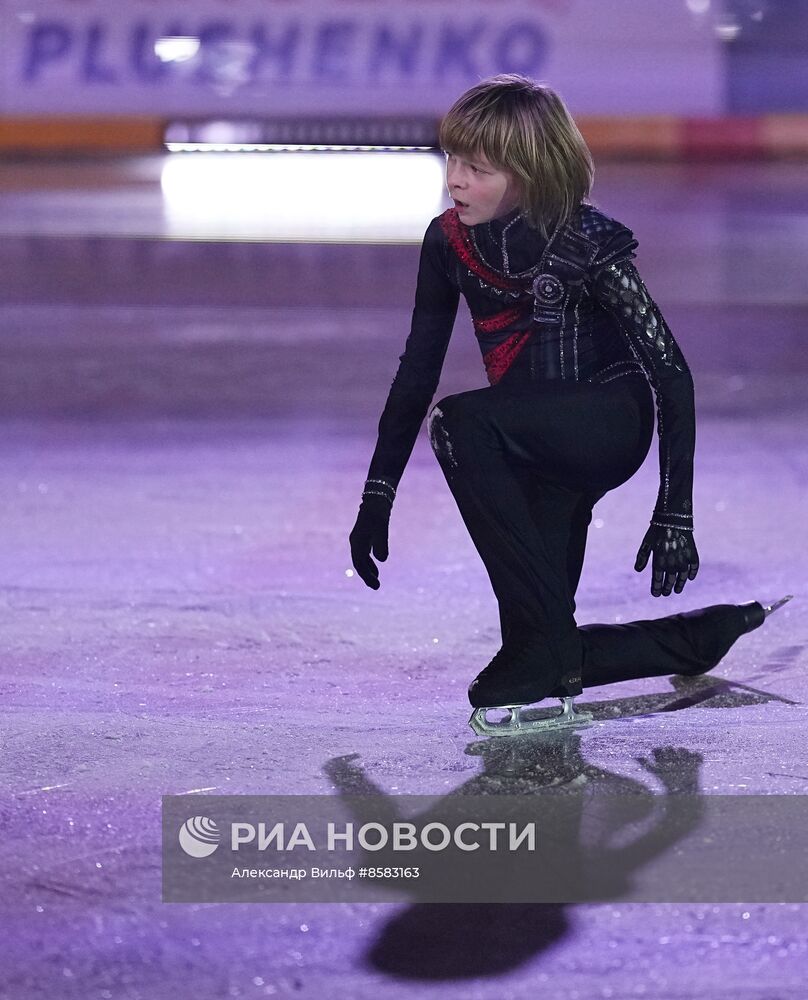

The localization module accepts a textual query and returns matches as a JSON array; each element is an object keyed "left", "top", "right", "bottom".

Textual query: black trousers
[{"left": 427, "top": 372, "right": 748, "bottom": 689}]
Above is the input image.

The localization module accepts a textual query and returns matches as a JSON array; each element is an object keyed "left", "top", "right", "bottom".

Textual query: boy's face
[{"left": 444, "top": 149, "right": 522, "bottom": 225}]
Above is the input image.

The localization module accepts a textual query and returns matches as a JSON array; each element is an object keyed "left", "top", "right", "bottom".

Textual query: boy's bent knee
[
  {"left": 427, "top": 400, "right": 457, "bottom": 469},
  {"left": 428, "top": 391, "right": 493, "bottom": 470}
]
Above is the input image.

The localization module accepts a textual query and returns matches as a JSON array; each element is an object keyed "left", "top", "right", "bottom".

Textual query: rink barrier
[
  {"left": 0, "top": 116, "right": 164, "bottom": 152},
  {"left": 3, "top": 116, "right": 808, "bottom": 157}
]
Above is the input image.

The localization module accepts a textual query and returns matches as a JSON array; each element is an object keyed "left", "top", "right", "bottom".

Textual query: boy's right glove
[{"left": 349, "top": 494, "right": 391, "bottom": 590}]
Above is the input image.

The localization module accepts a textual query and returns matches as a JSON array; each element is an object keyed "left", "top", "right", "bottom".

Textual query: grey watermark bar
[{"left": 162, "top": 794, "right": 808, "bottom": 904}]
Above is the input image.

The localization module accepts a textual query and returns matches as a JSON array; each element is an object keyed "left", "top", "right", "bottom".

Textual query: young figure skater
[{"left": 349, "top": 75, "right": 790, "bottom": 737}]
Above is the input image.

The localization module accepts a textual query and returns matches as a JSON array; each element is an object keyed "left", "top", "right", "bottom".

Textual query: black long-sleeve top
[{"left": 365, "top": 203, "right": 695, "bottom": 529}]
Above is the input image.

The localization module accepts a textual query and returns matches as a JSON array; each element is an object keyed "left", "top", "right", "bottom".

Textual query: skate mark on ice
[
  {"left": 26, "top": 877, "right": 99, "bottom": 901},
  {"left": 744, "top": 643, "right": 806, "bottom": 686}
]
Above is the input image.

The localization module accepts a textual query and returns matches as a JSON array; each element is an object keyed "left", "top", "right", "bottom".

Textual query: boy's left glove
[{"left": 635, "top": 524, "right": 699, "bottom": 597}]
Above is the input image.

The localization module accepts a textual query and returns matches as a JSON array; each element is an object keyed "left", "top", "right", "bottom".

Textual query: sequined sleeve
[
  {"left": 365, "top": 217, "right": 460, "bottom": 492},
  {"left": 592, "top": 256, "right": 696, "bottom": 530}
]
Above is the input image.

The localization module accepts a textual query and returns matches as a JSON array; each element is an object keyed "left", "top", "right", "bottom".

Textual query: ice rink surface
[{"left": 0, "top": 156, "right": 806, "bottom": 998}]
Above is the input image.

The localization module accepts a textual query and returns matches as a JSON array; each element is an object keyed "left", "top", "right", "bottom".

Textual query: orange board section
[{"left": 0, "top": 117, "right": 165, "bottom": 152}]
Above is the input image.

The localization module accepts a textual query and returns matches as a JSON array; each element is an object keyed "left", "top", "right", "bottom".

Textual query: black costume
[{"left": 354, "top": 203, "right": 761, "bottom": 704}]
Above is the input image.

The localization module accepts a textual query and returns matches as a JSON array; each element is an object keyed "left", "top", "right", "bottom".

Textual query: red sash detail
[
  {"left": 482, "top": 330, "right": 533, "bottom": 386},
  {"left": 473, "top": 304, "right": 529, "bottom": 335}
]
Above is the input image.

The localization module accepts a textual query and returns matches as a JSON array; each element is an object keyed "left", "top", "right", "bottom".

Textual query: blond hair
[{"left": 438, "top": 74, "right": 593, "bottom": 237}]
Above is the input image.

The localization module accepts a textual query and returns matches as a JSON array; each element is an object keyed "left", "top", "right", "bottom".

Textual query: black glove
[
  {"left": 635, "top": 524, "right": 699, "bottom": 597},
  {"left": 349, "top": 494, "right": 391, "bottom": 590}
]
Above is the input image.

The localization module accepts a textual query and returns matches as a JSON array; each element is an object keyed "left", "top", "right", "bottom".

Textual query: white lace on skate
[{"left": 469, "top": 697, "right": 593, "bottom": 737}]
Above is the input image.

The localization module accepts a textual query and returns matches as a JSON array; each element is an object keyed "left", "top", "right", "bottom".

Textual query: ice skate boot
[
  {"left": 468, "top": 628, "right": 593, "bottom": 738},
  {"left": 739, "top": 595, "right": 793, "bottom": 634}
]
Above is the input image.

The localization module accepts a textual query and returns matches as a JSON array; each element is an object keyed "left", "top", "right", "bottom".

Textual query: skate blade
[
  {"left": 764, "top": 594, "right": 793, "bottom": 617},
  {"left": 468, "top": 697, "right": 593, "bottom": 738}
]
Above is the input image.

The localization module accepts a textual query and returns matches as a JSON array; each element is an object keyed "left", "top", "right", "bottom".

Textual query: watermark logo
[{"left": 178, "top": 816, "right": 221, "bottom": 858}]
